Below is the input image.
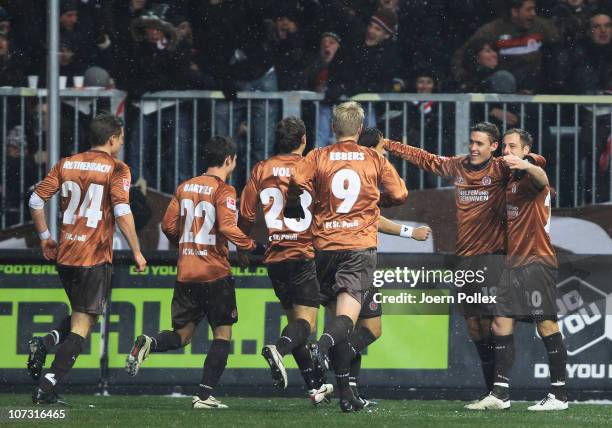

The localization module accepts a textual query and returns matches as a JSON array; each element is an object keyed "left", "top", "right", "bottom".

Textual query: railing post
[
  {"left": 283, "top": 92, "right": 303, "bottom": 118},
  {"left": 454, "top": 94, "right": 471, "bottom": 155},
  {"left": 48, "top": 0, "right": 60, "bottom": 239},
  {"left": 110, "top": 90, "right": 127, "bottom": 160}
]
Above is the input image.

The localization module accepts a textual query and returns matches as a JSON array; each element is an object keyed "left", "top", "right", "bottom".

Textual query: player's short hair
[
  {"left": 470, "top": 121, "right": 500, "bottom": 144},
  {"left": 203, "top": 136, "right": 237, "bottom": 168},
  {"left": 357, "top": 127, "right": 383, "bottom": 148},
  {"left": 275, "top": 116, "right": 306, "bottom": 154},
  {"left": 332, "top": 101, "right": 364, "bottom": 138},
  {"left": 504, "top": 128, "right": 533, "bottom": 148},
  {"left": 89, "top": 113, "right": 123, "bottom": 147}
]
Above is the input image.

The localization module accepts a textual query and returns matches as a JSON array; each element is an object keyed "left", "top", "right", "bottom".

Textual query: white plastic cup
[
  {"left": 27, "top": 75, "right": 38, "bottom": 89},
  {"left": 73, "top": 76, "right": 84, "bottom": 89},
  {"left": 59, "top": 76, "right": 67, "bottom": 90}
]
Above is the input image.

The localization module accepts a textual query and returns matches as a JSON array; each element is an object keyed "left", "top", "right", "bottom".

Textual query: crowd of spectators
[
  {"left": 1, "top": 0, "right": 611, "bottom": 98},
  {"left": 1, "top": 0, "right": 611, "bottom": 224}
]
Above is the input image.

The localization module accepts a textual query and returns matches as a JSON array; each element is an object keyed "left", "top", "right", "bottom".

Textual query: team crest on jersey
[
  {"left": 482, "top": 176, "right": 492, "bottom": 185},
  {"left": 226, "top": 197, "right": 236, "bottom": 211},
  {"left": 122, "top": 179, "right": 130, "bottom": 192},
  {"left": 511, "top": 183, "right": 517, "bottom": 193},
  {"left": 455, "top": 176, "right": 465, "bottom": 185},
  {"left": 369, "top": 300, "right": 378, "bottom": 312},
  {"left": 231, "top": 309, "right": 238, "bottom": 319}
]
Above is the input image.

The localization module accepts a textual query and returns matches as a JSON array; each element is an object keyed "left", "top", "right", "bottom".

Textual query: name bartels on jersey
[{"left": 183, "top": 183, "right": 213, "bottom": 195}]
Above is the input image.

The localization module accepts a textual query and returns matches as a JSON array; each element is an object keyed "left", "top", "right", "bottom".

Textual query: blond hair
[{"left": 332, "top": 101, "right": 364, "bottom": 138}]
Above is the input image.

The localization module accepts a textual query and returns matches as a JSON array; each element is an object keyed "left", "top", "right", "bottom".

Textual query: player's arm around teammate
[
  {"left": 382, "top": 138, "right": 462, "bottom": 178},
  {"left": 467, "top": 129, "right": 568, "bottom": 411}
]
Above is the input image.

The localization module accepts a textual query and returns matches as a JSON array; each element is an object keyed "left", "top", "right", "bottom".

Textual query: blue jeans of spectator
[
  {"left": 214, "top": 68, "right": 279, "bottom": 189},
  {"left": 128, "top": 103, "right": 193, "bottom": 193},
  {"left": 316, "top": 103, "right": 334, "bottom": 148}
]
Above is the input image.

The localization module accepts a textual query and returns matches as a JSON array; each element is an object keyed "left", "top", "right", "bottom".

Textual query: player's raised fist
[
  {"left": 503, "top": 154, "right": 529, "bottom": 170},
  {"left": 412, "top": 226, "right": 431, "bottom": 241}
]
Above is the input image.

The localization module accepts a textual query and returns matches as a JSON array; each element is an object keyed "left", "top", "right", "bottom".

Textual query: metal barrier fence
[
  {"left": 0, "top": 88, "right": 125, "bottom": 229},
  {"left": 1, "top": 89, "right": 611, "bottom": 230}
]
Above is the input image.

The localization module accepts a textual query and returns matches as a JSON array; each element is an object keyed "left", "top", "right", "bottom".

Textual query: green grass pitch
[{"left": 1, "top": 394, "right": 611, "bottom": 427}]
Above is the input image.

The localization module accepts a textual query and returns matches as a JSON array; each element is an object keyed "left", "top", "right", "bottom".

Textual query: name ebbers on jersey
[{"left": 329, "top": 152, "right": 365, "bottom": 161}]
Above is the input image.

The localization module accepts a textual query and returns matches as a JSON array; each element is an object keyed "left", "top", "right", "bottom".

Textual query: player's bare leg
[
  {"left": 34, "top": 312, "right": 97, "bottom": 405},
  {"left": 262, "top": 305, "right": 316, "bottom": 389},
  {"left": 192, "top": 325, "right": 232, "bottom": 409},
  {"left": 126, "top": 323, "right": 195, "bottom": 377},
  {"left": 528, "top": 320, "right": 568, "bottom": 411}
]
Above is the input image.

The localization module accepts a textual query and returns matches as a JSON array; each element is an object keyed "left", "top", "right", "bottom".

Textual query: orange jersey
[
  {"left": 289, "top": 140, "right": 408, "bottom": 251},
  {"left": 384, "top": 140, "right": 508, "bottom": 256},
  {"left": 506, "top": 158, "right": 557, "bottom": 268},
  {"left": 240, "top": 153, "right": 315, "bottom": 264},
  {"left": 33, "top": 150, "right": 131, "bottom": 266},
  {"left": 161, "top": 174, "right": 256, "bottom": 284}
]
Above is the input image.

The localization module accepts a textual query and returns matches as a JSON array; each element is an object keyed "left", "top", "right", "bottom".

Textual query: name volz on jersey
[
  {"left": 182, "top": 248, "right": 208, "bottom": 256},
  {"left": 330, "top": 152, "right": 365, "bottom": 161},
  {"left": 183, "top": 183, "right": 213, "bottom": 195},
  {"left": 63, "top": 161, "right": 111, "bottom": 173},
  {"left": 325, "top": 219, "right": 359, "bottom": 229},
  {"left": 269, "top": 233, "right": 298, "bottom": 242},
  {"left": 272, "top": 167, "right": 293, "bottom": 177},
  {"left": 64, "top": 232, "right": 87, "bottom": 242},
  {"left": 458, "top": 189, "right": 489, "bottom": 202}
]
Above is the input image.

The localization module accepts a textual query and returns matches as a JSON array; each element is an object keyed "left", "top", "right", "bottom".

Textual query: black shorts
[
  {"left": 57, "top": 263, "right": 112, "bottom": 316},
  {"left": 455, "top": 254, "right": 505, "bottom": 318},
  {"left": 171, "top": 276, "right": 238, "bottom": 329},
  {"left": 316, "top": 248, "right": 377, "bottom": 307},
  {"left": 266, "top": 259, "right": 320, "bottom": 310},
  {"left": 359, "top": 287, "right": 383, "bottom": 319},
  {"left": 496, "top": 263, "right": 559, "bottom": 322}
]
